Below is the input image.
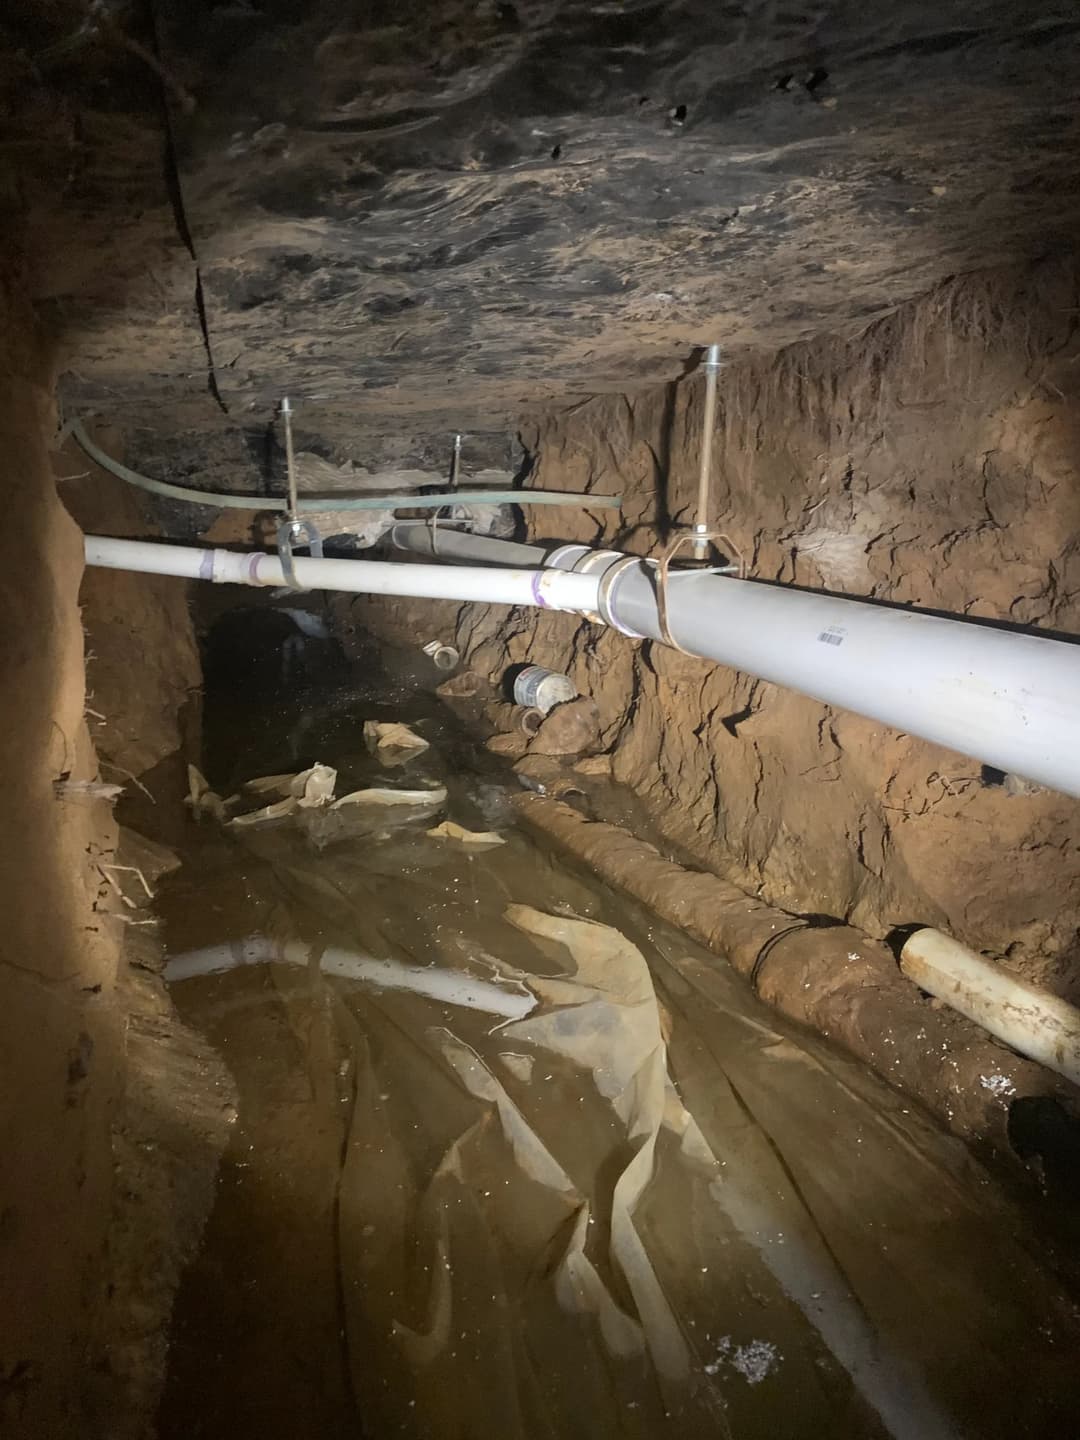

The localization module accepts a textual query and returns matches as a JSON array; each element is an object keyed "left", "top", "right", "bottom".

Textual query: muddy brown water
[{"left": 156, "top": 642, "right": 1080, "bottom": 1439}]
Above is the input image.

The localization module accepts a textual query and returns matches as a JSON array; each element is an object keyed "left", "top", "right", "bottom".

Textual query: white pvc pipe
[
  {"left": 89, "top": 530, "right": 1080, "bottom": 798},
  {"left": 900, "top": 928, "right": 1080, "bottom": 1087},
  {"left": 389, "top": 523, "right": 549, "bottom": 568},
  {"left": 165, "top": 935, "right": 279, "bottom": 981},
  {"left": 601, "top": 564, "right": 1080, "bottom": 798},
  {"left": 83, "top": 535, "right": 599, "bottom": 614},
  {"left": 164, "top": 934, "right": 537, "bottom": 1020},
  {"left": 390, "top": 528, "right": 1080, "bottom": 798}
]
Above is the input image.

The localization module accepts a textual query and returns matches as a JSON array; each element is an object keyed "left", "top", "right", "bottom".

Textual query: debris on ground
[
  {"left": 703, "top": 1337, "right": 782, "bottom": 1385},
  {"left": 573, "top": 754, "right": 614, "bottom": 776},
  {"left": 426, "top": 820, "right": 506, "bottom": 848},
  {"left": 514, "top": 754, "right": 587, "bottom": 799},
  {"left": 364, "top": 720, "right": 430, "bottom": 762},
  {"left": 421, "top": 640, "right": 460, "bottom": 671},
  {"left": 295, "top": 763, "right": 337, "bottom": 807},
  {"left": 436, "top": 670, "right": 484, "bottom": 699},
  {"left": 332, "top": 784, "right": 447, "bottom": 810},
  {"left": 284, "top": 783, "right": 451, "bottom": 848},
  {"left": 241, "top": 771, "right": 296, "bottom": 797},
  {"left": 242, "top": 764, "right": 337, "bottom": 806},
  {"left": 527, "top": 696, "right": 601, "bottom": 756},
  {"left": 55, "top": 778, "right": 126, "bottom": 803},
  {"left": 185, "top": 765, "right": 231, "bottom": 823},
  {"left": 213, "top": 761, "right": 451, "bottom": 840},
  {"left": 486, "top": 730, "right": 530, "bottom": 757},
  {"left": 227, "top": 796, "right": 300, "bottom": 829}
]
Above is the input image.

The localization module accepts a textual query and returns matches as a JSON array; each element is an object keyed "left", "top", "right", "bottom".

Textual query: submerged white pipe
[
  {"left": 84, "top": 535, "right": 598, "bottom": 613},
  {"left": 900, "top": 929, "right": 1080, "bottom": 1088},
  {"left": 164, "top": 934, "right": 537, "bottom": 1020}
]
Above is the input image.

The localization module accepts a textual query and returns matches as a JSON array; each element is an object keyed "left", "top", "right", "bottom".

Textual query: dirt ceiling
[{"left": 5, "top": 1, "right": 1080, "bottom": 483}]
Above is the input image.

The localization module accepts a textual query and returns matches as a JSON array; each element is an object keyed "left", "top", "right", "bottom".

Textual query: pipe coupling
[{"left": 596, "top": 556, "right": 649, "bottom": 638}]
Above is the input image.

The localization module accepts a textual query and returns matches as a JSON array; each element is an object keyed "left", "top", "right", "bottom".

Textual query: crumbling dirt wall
[
  {"left": 348, "top": 259, "right": 1080, "bottom": 994},
  {"left": 0, "top": 266, "right": 127, "bottom": 1436},
  {"left": 54, "top": 429, "right": 233, "bottom": 1438},
  {"left": 58, "top": 426, "right": 204, "bottom": 843},
  {"left": 0, "top": 270, "right": 226, "bottom": 1436}
]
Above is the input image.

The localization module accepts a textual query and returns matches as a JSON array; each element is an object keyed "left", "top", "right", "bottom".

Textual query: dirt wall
[
  {"left": 0, "top": 264, "right": 127, "bottom": 1436},
  {"left": 0, "top": 269, "right": 227, "bottom": 1436},
  {"left": 58, "top": 426, "right": 204, "bottom": 846},
  {"left": 345, "top": 259, "right": 1080, "bottom": 995},
  {"left": 57, "top": 430, "right": 234, "bottom": 1437}
]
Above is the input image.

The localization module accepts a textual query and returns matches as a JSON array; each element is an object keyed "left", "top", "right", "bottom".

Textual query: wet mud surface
[{"left": 156, "top": 641, "right": 1080, "bottom": 1439}]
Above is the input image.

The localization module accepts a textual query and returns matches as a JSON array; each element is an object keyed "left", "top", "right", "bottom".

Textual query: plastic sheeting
[
  {"left": 162, "top": 830, "right": 1080, "bottom": 1440},
  {"left": 159, "top": 686, "right": 1080, "bottom": 1440}
]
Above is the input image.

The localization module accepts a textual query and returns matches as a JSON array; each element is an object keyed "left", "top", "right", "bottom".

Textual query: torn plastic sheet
[
  {"left": 331, "top": 784, "right": 447, "bottom": 811},
  {"left": 397, "top": 907, "right": 958, "bottom": 1437},
  {"left": 242, "top": 763, "right": 337, "bottom": 805},
  {"left": 214, "top": 759, "right": 448, "bottom": 840},
  {"left": 225, "top": 764, "right": 338, "bottom": 829},
  {"left": 302, "top": 785, "right": 449, "bottom": 847},
  {"left": 426, "top": 820, "right": 506, "bottom": 848},
  {"left": 364, "top": 719, "right": 430, "bottom": 763}
]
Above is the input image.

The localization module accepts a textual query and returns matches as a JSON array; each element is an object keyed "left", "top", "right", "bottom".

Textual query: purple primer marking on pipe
[
  {"left": 531, "top": 572, "right": 550, "bottom": 608},
  {"left": 199, "top": 550, "right": 214, "bottom": 581},
  {"left": 248, "top": 553, "right": 263, "bottom": 584}
]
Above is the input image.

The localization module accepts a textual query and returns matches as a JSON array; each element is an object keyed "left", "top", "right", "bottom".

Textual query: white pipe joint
[
  {"left": 86, "top": 531, "right": 1080, "bottom": 799},
  {"left": 564, "top": 548, "right": 626, "bottom": 626},
  {"left": 83, "top": 536, "right": 600, "bottom": 615},
  {"left": 584, "top": 557, "right": 1080, "bottom": 798}
]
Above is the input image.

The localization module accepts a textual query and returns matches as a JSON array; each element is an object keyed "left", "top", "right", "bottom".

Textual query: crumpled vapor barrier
[
  {"left": 335, "top": 907, "right": 981, "bottom": 1439},
  {"left": 164, "top": 817, "right": 1080, "bottom": 1440}
]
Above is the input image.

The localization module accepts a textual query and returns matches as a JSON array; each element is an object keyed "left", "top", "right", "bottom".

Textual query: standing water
[{"left": 156, "top": 620, "right": 1080, "bottom": 1439}]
